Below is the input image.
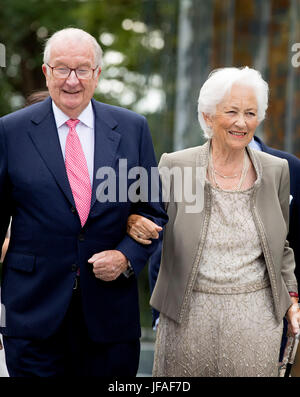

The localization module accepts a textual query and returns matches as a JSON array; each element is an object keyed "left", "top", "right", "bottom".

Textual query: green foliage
[
  {"left": 0, "top": 0, "right": 80, "bottom": 107},
  {"left": 0, "top": 0, "right": 178, "bottom": 155}
]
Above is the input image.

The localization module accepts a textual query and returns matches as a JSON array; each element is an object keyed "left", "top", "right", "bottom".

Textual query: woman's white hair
[
  {"left": 197, "top": 66, "right": 269, "bottom": 139},
  {"left": 43, "top": 28, "right": 103, "bottom": 73}
]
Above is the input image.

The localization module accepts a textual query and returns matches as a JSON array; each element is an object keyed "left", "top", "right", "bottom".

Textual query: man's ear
[
  {"left": 42, "top": 64, "right": 48, "bottom": 78},
  {"left": 42, "top": 64, "right": 49, "bottom": 87},
  {"left": 95, "top": 66, "right": 101, "bottom": 81}
]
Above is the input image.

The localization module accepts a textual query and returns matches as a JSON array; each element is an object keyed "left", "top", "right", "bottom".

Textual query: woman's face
[{"left": 205, "top": 84, "right": 260, "bottom": 151}]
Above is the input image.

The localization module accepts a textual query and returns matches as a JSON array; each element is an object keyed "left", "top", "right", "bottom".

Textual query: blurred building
[{"left": 172, "top": 0, "right": 300, "bottom": 155}]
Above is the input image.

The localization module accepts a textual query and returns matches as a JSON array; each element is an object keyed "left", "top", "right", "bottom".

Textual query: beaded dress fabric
[{"left": 152, "top": 184, "right": 282, "bottom": 377}]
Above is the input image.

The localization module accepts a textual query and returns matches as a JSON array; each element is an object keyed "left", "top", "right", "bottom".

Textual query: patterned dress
[{"left": 152, "top": 185, "right": 282, "bottom": 377}]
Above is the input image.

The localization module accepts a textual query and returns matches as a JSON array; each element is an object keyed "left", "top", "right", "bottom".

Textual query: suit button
[
  {"left": 71, "top": 207, "right": 76, "bottom": 213},
  {"left": 78, "top": 233, "right": 85, "bottom": 241},
  {"left": 71, "top": 264, "right": 78, "bottom": 272}
]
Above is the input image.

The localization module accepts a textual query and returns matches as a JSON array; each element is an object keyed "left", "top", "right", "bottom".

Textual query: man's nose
[{"left": 66, "top": 70, "right": 80, "bottom": 84}]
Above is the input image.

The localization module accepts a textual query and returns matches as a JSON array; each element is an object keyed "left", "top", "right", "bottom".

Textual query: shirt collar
[
  {"left": 52, "top": 100, "right": 94, "bottom": 129},
  {"left": 249, "top": 137, "right": 262, "bottom": 151}
]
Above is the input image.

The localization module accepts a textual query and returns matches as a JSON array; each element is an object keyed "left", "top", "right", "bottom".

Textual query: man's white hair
[
  {"left": 43, "top": 27, "right": 103, "bottom": 73},
  {"left": 197, "top": 66, "right": 269, "bottom": 139}
]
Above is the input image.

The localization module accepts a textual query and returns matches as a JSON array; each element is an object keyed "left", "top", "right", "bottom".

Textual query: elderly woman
[{"left": 127, "top": 67, "right": 300, "bottom": 377}]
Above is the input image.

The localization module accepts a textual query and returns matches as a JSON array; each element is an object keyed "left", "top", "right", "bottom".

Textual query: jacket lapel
[
  {"left": 90, "top": 99, "right": 121, "bottom": 212},
  {"left": 27, "top": 98, "right": 76, "bottom": 207}
]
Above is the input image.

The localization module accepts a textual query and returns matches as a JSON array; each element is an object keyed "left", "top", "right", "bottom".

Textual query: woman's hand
[
  {"left": 127, "top": 214, "right": 162, "bottom": 245},
  {"left": 286, "top": 299, "right": 300, "bottom": 336}
]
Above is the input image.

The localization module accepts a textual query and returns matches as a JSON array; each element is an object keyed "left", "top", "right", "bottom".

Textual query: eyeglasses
[{"left": 47, "top": 64, "right": 99, "bottom": 80}]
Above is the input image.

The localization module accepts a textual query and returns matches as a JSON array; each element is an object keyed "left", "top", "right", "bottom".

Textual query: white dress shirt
[{"left": 52, "top": 101, "right": 95, "bottom": 184}]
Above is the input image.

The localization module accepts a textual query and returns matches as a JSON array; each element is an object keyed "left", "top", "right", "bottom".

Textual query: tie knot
[{"left": 66, "top": 119, "right": 80, "bottom": 129}]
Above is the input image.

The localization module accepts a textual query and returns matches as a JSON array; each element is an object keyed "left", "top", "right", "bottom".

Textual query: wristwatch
[{"left": 123, "top": 261, "right": 134, "bottom": 278}]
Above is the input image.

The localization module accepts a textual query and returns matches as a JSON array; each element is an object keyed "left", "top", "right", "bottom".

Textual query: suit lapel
[
  {"left": 90, "top": 99, "right": 121, "bottom": 211},
  {"left": 28, "top": 98, "right": 76, "bottom": 207}
]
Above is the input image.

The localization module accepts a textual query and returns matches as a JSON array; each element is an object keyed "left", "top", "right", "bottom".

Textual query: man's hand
[
  {"left": 88, "top": 250, "right": 129, "bottom": 282},
  {"left": 286, "top": 301, "right": 300, "bottom": 336}
]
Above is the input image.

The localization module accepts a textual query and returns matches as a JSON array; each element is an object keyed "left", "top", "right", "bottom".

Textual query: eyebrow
[
  {"left": 54, "top": 63, "right": 92, "bottom": 68},
  {"left": 224, "top": 105, "right": 257, "bottom": 111}
]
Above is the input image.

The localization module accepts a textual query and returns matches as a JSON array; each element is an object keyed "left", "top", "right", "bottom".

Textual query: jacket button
[
  {"left": 71, "top": 207, "right": 76, "bottom": 213},
  {"left": 71, "top": 264, "right": 78, "bottom": 272},
  {"left": 78, "top": 233, "right": 85, "bottom": 241}
]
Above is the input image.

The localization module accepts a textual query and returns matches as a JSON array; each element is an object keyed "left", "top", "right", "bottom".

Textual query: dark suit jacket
[
  {"left": 0, "top": 97, "right": 167, "bottom": 343},
  {"left": 149, "top": 136, "right": 300, "bottom": 325}
]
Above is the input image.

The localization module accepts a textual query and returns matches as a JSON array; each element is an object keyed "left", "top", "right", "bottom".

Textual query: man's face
[{"left": 42, "top": 38, "right": 101, "bottom": 118}]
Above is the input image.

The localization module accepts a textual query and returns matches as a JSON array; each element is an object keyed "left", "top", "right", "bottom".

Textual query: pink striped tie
[{"left": 65, "top": 119, "right": 92, "bottom": 227}]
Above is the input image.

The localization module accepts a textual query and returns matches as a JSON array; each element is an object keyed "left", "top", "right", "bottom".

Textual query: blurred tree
[
  {"left": 0, "top": 0, "right": 79, "bottom": 114},
  {"left": 0, "top": 0, "right": 178, "bottom": 155}
]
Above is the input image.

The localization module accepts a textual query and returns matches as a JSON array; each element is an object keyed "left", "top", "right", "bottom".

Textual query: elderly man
[{"left": 0, "top": 28, "right": 167, "bottom": 376}]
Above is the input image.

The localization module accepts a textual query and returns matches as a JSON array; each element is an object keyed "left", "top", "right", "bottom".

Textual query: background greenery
[{"left": 0, "top": 0, "right": 178, "bottom": 157}]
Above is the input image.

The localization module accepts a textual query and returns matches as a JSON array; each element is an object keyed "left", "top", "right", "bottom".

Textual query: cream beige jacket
[{"left": 150, "top": 140, "right": 297, "bottom": 324}]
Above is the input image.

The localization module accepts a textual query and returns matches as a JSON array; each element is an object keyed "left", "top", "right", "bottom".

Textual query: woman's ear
[{"left": 202, "top": 112, "right": 213, "bottom": 128}]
